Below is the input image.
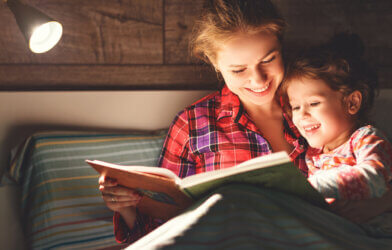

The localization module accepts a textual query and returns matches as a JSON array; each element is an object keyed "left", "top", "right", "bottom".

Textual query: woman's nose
[{"left": 251, "top": 68, "right": 268, "bottom": 85}]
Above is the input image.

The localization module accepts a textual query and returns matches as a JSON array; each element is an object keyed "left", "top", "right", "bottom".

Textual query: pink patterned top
[{"left": 306, "top": 125, "right": 392, "bottom": 200}]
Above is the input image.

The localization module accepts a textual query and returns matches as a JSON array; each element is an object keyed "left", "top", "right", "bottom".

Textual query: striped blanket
[
  {"left": 128, "top": 184, "right": 392, "bottom": 249},
  {"left": 4, "top": 130, "right": 392, "bottom": 249}
]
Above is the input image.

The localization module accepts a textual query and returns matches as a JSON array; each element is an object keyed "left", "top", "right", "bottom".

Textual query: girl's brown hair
[
  {"left": 189, "top": 0, "right": 286, "bottom": 67},
  {"left": 280, "top": 33, "right": 378, "bottom": 124}
]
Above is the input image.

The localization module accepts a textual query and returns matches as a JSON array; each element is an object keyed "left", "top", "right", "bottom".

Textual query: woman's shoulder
[
  {"left": 176, "top": 89, "right": 223, "bottom": 116},
  {"left": 189, "top": 90, "right": 222, "bottom": 107},
  {"left": 169, "top": 90, "right": 222, "bottom": 128}
]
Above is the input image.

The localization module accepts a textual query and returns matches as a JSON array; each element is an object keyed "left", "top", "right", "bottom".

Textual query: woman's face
[{"left": 215, "top": 33, "right": 284, "bottom": 110}]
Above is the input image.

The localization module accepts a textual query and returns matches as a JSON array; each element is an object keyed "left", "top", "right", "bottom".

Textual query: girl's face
[
  {"left": 215, "top": 33, "right": 284, "bottom": 111},
  {"left": 287, "top": 78, "right": 355, "bottom": 152}
]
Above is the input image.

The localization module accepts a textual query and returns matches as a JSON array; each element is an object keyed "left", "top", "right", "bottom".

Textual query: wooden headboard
[{"left": 0, "top": 0, "right": 391, "bottom": 91}]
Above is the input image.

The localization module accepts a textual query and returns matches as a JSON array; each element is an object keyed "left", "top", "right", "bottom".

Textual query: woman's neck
[
  {"left": 243, "top": 100, "right": 282, "bottom": 121},
  {"left": 243, "top": 100, "right": 293, "bottom": 154}
]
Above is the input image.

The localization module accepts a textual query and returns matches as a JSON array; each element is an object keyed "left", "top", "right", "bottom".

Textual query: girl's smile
[{"left": 287, "top": 77, "right": 357, "bottom": 152}]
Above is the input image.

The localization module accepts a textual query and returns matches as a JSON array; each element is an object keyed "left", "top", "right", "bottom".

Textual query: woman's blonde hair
[{"left": 189, "top": 0, "right": 286, "bottom": 66}]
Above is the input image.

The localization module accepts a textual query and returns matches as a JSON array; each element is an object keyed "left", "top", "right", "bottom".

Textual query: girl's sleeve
[
  {"left": 113, "top": 110, "right": 196, "bottom": 243},
  {"left": 308, "top": 127, "right": 392, "bottom": 200}
]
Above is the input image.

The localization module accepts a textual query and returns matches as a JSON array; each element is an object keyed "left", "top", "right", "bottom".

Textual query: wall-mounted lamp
[{"left": 5, "top": 0, "right": 62, "bottom": 53}]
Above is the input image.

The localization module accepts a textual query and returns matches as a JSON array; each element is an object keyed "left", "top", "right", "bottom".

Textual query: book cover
[
  {"left": 86, "top": 160, "right": 193, "bottom": 220},
  {"left": 87, "top": 152, "right": 327, "bottom": 220}
]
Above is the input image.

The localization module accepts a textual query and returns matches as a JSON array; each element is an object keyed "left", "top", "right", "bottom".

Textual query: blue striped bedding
[
  {"left": 128, "top": 184, "right": 392, "bottom": 249},
  {"left": 5, "top": 130, "right": 392, "bottom": 249},
  {"left": 6, "top": 130, "right": 166, "bottom": 249}
]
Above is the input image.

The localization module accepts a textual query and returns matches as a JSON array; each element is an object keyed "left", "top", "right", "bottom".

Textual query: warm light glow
[{"left": 29, "top": 21, "right": 63, "bottom": 53}]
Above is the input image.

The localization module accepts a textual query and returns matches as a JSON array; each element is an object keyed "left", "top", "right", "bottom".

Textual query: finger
[
  {"left": 101, "top": 186, "right": 141, "bottom": 198},
  {"left": 98, "top": 175, "right": 105, "bottom": 185},
  {"left": 104, "top": 194, "right": 142, "bottom": 203},
  {"left": 109, "top": 200, "right": 141, "bottom": 210},
  {"left": 98, "top": 175, "right": 117, "bottom": 186}
]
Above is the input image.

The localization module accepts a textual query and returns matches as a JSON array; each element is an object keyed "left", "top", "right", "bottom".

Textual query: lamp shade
[{"left": 7, "top": 0, "right": 62, "bottom": 53}]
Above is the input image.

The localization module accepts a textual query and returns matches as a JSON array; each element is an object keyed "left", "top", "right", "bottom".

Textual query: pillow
[{"left": 7, "top": 130, "right": 167, "bottom": 249}]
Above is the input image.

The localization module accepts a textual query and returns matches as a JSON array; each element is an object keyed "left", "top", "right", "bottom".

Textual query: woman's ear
[{"left": 345, "top": 90, "right": 362, "bottom": 115}]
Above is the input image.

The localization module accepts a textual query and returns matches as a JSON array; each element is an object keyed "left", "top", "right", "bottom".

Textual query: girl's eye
[
  {"left": 310, "top": 102, "right": 320, "bottom": 107},
  {"left": 291, "top": 106, "right": 300, "bottom": 111},
  {"left": 261, "top": 55, "right": 276, "bottom": 64},
  {"left": 232, "top": 69, "right": 245, "bottom": 74}
]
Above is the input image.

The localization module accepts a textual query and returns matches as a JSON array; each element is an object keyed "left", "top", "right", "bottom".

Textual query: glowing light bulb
[{"left": 29, "top": 21, "right": 63, "bottom": 53}]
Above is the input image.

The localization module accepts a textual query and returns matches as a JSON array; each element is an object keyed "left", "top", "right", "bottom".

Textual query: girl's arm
[
  {"left": 308, "top": 127, "right": 392, "bottom": 200},
  {"left": 329, "top": 188, "right": 392, "bottom": 223}
]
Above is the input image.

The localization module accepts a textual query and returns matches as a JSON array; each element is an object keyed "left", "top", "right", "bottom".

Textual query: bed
[
  {"left": 0, "top": 89, "right": 392, "bottom": 250},
  {"left": 0, "top": 90, "right": 210, "bottom": 249},
  {"left": 1, "top": 0, "right": 392, "bottom": 249}
]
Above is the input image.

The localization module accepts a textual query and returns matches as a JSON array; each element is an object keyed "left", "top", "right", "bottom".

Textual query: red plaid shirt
[{"left": 114, "top": 86, "right": 307, "bottom": 243}]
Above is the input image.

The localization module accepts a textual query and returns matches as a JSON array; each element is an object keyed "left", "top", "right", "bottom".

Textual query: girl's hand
[
  {"left": 329, "top": 189, "right": 392, "bottom": 224},
  {"left": 98, "top": 174, "right": 142, "bottom": 213}
]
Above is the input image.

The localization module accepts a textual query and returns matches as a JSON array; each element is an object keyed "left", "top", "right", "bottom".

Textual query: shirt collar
[
  {"left": 217, "top": 85, "right": 242, "bottom": 121},
  {"left": 217, "top": 85, "right": 306, "bottom": 149},
  {"left": 217, "top": 85, "right": 263, "bottom": 133}
]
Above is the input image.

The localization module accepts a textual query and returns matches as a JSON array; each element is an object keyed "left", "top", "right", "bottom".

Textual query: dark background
[{"left": 0, "top": 0, "right": 390, "bottom": 90}]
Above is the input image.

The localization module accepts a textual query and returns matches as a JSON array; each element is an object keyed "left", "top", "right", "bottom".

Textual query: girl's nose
[{"left": 299, "top": 107, "right": 310, "bottom": 118}]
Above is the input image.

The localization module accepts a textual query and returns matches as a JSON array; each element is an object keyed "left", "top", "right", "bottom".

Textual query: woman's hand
[
  {"left": 98, "top": 174, "right": 142, "bottom": 214},
  {"left": 329, "top": 189, "right": 392, "bottom": 224}
]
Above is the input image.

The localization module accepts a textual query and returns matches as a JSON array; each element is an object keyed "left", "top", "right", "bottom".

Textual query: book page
[
  {"left": 180, "top": 151, "right": 290, "bottom": 188},
  {"left": 86, "top": 159, "right": 192, "bottom": 219},
  {"left": 86, "top": 160, "right": 180, "bottom": 182}
]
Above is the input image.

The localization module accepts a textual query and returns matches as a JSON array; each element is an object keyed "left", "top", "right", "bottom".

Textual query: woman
[{"left": 99, "top": 0, "right": 392, "bottom": 245}]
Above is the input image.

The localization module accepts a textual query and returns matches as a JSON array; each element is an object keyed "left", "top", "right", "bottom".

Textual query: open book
[{"left": 86, "top": 151, "right": 326, "bottom": 220}]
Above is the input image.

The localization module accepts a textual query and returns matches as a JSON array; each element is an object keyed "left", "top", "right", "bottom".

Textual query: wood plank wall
[{"left": 0, "top": 0, "right": 391, "bottom": 90}]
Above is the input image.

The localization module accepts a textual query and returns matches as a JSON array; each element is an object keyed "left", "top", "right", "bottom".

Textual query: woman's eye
[
  {"left": 310, "top": 102, "right": 320, "bottom": 107},
  {"left": 232, "top": 69, "right": 245, "bottom": 74},
  {"left": 261, "top": 56, "right": 276, "bottom": 64}
]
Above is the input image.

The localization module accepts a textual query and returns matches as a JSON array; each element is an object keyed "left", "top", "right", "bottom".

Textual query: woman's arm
[
  {"left": 99, "top": 175, "right": 163, "bottom": 243},
  {"left": 157, "top": 110, "right": 196, "bottom": 177},
  {"left": 100, "top": 110, "right": 196, "bottom": 243}
]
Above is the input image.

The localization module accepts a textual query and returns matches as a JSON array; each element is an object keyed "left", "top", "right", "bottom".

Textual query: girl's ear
[{"left": 345, "top": 90, "right": 362, "bottom": 115}]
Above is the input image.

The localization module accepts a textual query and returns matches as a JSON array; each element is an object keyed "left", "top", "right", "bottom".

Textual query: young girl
[{"left": 280, "top": 33, "right": 392, "bottom": 235}]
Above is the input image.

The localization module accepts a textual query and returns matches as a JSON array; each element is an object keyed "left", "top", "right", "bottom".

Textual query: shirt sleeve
[
  {"left": 157, "top": 110, "right": 197, "bottom": 178},
  {"left": 113, "top": 110, "right": 196, "bottom": 244},
  {"left": 308, "top": 127, "right": 392, "bottom": 200},
  {"left": 113, "top": 210, "right": 163, "bottom": 243}
]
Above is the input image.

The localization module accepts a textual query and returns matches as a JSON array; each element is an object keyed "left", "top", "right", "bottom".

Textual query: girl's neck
[{"left": 322, "top": 122, "right": 360, "bottom": 153}]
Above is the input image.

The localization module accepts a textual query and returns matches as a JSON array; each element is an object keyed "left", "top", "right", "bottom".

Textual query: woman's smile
[
  {"left": 215, "top": 32, "right": 284, "bottom": 110},
  {"left": 244, "top": 82, "right": 271, "bottom": 96},
  {"left": 247, "top": 82, "right": 271, "bottom": 92}
]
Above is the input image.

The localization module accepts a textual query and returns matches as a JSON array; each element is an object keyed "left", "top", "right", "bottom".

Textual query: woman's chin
[
  {"left": 243, "top": 87, "right": 277, "bottom": 106},
  {"left": 308, "top": 141, "right": 323, "bottom": 150}
]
